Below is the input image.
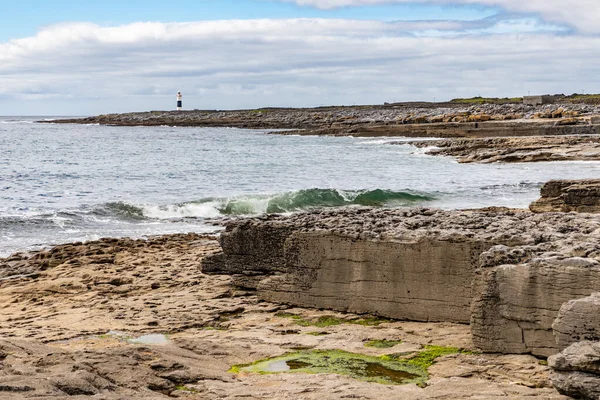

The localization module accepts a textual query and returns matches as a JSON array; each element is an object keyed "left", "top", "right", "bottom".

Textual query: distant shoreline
[{"left": 44, "top": 102, "right": 600, "bottom": 139}]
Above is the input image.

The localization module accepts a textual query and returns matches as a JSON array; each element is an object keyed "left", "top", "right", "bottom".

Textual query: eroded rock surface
[
  {"left": 550, "top": 342, "right": 600, "bottom": 399},
  {"left": 553, "top": 293, "right": 600, "bottom": 351},
  {"left": 0, "top": 233, "right": 565, "bottom": 399},
  {"left": 405, "top": 135, "right": 600, "bottom": 163},
  {"left": 531, "top": 179, "right": 600, "bottom": 213},
  {"left": 46, "top": 103, "right": 600, "bottom": 139},
  {"left": 203, "top": 208, "right": 600, "bottom": 357}
]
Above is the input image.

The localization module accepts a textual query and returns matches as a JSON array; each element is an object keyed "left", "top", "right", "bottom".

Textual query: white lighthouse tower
[{"left": 176, "top": 91, "right": 182, "bottom": 111}]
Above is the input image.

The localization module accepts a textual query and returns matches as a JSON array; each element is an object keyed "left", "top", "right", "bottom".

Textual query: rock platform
[
  {"left": 0, "top": 232, "right": 564, "bottom": 399},
  {"left": 404, "top": 135, "right": 600, "bottom": 163},
  {"left": 203, "top": 208, "right": 600, "bottom": 357}
]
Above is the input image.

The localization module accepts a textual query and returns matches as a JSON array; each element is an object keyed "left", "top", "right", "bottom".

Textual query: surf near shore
[{"left": 2, "top": 182, "right": 600, "bottom": 398}]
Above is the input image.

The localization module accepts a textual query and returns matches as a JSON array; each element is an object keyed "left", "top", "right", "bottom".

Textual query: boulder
[{"left": 550, "top": 342, "right": 600, "bottom": 399}]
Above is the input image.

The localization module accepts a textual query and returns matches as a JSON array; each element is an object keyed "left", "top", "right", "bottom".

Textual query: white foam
[{"left": 140, "top": 202, "right": 223, "bottom": 219}]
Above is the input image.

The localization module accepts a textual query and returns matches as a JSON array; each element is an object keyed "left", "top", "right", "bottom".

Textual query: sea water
[{"left": 2, "top": 116, "right": 599, "bottom": 256}]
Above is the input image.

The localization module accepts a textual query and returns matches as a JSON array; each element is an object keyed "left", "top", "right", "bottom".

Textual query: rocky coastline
[
  {"left": 3, "top": 182, "right": 600, "bottom": 398},
  {"left": 47, "top": 102, "right": 600, "bottom": 137},
  {"left": 402, "top": 135, "right": 600, "bottom": 163},
  {"left": 46, "top": 102, "right": 600, "bottom": 164},
  {"left": 0, "top": 231, "right": 564, "bottom": 399}
]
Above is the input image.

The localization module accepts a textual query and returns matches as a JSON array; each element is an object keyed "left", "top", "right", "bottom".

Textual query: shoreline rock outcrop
[
  {"left": 549, "top": 293, "right": 600, "bottom": 399},
  {"left": 202, "top": 208, "right": 600, "bottom": 357},
  {"left": 0, "top": 232, "right": 565, "bottom": 399},
  {"left": 45, "top": 103, "right": 600, "bottom": 139},
  {"left": 531, "top": 180, "right": 600, "bottom": 213},
  {"left": 404, "top": 135, "right": 600, "bottom": 163}
]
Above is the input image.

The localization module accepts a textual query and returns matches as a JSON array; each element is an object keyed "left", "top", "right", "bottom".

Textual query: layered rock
[
  {"left": 0, "top": 232, "right": 566, "bottom": 399},
  {"left": 202, "top": 208, "right": 600, "bottom": 356},
  {"left": 553, "top": 293, "right": 600, "bottom": 351},
  {"left": 471, "top": 254, "right": 600, "bottom": 356},
  {"left": 46, "top": 103, "right": 600, "bottom": 140},
  {"left": 404, "top": 135, "right": 600, "bottom": 164},
  {"left": 548, "top": 294, "right": 600, "bottom": 399},
  {"left": 531, "top": 179, "right": 600, "bottom": 213},
  {"left": 550, "top": 341, "right": 600, "bottom": 399}
]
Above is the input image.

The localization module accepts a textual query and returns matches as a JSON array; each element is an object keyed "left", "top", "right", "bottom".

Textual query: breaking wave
[
  {"left": 0, "top": 189, "right": 435, "bottom": 233},
  {"left": 94, "top": 189, "right": 435, "bottom": 220}
]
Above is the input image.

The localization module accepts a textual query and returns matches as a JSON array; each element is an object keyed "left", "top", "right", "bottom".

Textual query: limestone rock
[
  {"left": 203, "top": 207, "right": 600, "bottom": 356},
  {"left": 551, "top": 371, "right": 600, "bottom": 399},
  {"left": 554, "top": 293, "right": 600, "bottom": 351},
  {"left": 471, "top": 258, "right": 600, "bottom": 357},
  {"left": 550, "top": 341, "right": 600, "bottom": 374},
  {"left": 406, "top": 135, "right": 600, "bottom": 164},
  {"left": 531, "top": 179, "right": 600, "bottom": 213},
  {"left": 550, "top": 342, "right": 600, "bottom": 399}
]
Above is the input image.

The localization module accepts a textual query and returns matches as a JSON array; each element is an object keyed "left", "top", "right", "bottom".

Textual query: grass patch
[
  {"left": 365, "top": 340, "right": 403, "bottom": 349},
  {"left": 350, "top": 316, "right": 393, "bottom": 326},
  {"left": 175, "top": 385, "right": 199, "bottom": 393},
  {"left": 275, "top": 312, "right": 304, "bottom": 321},
  {"left": 450, "top": 96, "right": 522, "bottom": 104}
]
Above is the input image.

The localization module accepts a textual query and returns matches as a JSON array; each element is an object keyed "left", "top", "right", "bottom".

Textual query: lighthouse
[{"left": 176, "top": 91, "right": 182, "bottom": 111}]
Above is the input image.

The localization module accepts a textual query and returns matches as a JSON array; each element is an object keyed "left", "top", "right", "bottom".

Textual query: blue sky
[
  {"left": 0, "top": 0, "right": 599, "bottom": 115},
  {"left": 1, "top": 0, "right": 495, "bottom": 41}
]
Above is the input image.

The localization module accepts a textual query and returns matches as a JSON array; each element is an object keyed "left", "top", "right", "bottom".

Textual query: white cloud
[
  {"left": 280, "top": 0, "right": 600, "bottom": 34},
  {"left": 0, "top": 18, "right": 598, "bottom": 114}
]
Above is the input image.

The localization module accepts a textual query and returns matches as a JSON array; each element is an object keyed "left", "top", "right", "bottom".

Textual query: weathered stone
[
  {"left": 553, "top": 293, "right": 600, "bottom": 351},
  {"left": 531, "top": 179, "right": 600, "bottom": 213},
  {"left": 0, "top": 232, "right": 568, "bottom": 399},
  {"left": 405, "top": 135, "right": 600, "bottom": 164},
  {"left": 258, "top": 232, "right": 486, "bottom": 323},
  {"left": 550, "top": 341, "right": 600, "bottom": 374},
  {"left": 202, "top": 207, "right": 600, "bottom": 356},
  {"left": 551, "top": 371, "right": 600, "bottom": 399},
  {"left": 471, "top": 258, "right": 600, "bottom": 357},
  {"left": 550, "top": 342, "right": 600, "bottom": 399}
]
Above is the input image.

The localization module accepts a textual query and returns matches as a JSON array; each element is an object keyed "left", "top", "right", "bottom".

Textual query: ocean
[{"left": 2, "top": 116, "right": 600, "bottom": 256}]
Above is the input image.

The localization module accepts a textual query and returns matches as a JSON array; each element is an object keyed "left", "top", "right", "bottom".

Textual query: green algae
[
  {"left": 229, "top": 349, "right": 427, "bottom": 386},
  {"left": 400, "top": 345, "right": 474, "bottom": 370},
  {"left": 364, "top": 340, "right": 403, "bottom": 349},
  {"left": 175, "top": 385, "right": 200, "bottom": 393},
  {"left": 276, "top": 312, "right": 392, "bottom": 328},
  {"left": 349, "top": 316, "right": 393, "bottom": 326},
  {"left": 230, "top": 346, "right": 473, "bottom": 386}
]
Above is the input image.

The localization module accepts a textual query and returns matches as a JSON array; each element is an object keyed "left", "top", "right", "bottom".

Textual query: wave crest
[{"left": 104, "top": 188, "right": 434, "bottom": 219}]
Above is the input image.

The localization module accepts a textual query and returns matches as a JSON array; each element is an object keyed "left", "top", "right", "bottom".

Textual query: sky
[{"left": 0, "top": 0, "right": 599, "bottom": 115}]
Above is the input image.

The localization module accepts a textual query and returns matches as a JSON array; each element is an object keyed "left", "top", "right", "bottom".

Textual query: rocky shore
[
  {"left": 47, "top": 103, "right": 600, "bottom": 139},
  {"left": 403, "top": 135, "right": 600, "bottom": 163},
  {"left": 202, "top": 197, "right": 600, "bottom": 398},
  {"left": 0, "top": 230, "right": 569, "bottom": 399},
  {"left": 46, "top": 102, "right": 600, "bottom": 164},
  {"left": 4, "top": 180, "right": 600, "bottom": 397}
]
